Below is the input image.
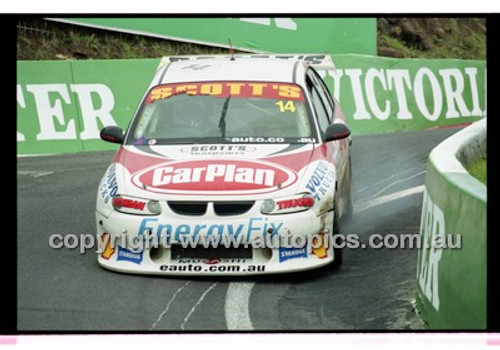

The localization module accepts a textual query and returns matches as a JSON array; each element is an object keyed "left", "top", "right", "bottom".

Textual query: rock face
[{"left": 377, "top": 18, "right": 486, "bottom": 59}]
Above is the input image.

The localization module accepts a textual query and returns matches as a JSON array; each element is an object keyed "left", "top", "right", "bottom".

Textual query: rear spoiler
[{"left": 157, "top": 54, "right": 336, "bottom": 72}]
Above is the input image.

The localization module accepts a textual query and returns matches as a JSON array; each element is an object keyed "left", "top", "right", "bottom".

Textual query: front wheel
[
  {"left": 342, "top": 158, "right": 354, "bottom": 223},
  {"left": 329, "top": 210, "right": 343, "bottom": 270}
]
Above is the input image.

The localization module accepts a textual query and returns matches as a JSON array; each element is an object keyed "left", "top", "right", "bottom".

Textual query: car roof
[{"left": 153, "top": 57, "right": 308, "bottom": 85}]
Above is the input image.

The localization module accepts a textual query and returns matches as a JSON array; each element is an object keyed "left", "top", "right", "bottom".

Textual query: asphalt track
[{"left": 17, "top": 127, "right": 460, "bottom": 331}]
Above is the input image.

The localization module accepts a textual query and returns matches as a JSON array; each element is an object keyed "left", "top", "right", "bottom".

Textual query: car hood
[{"left": 112, "top": 143, "right": 325, "bottom": 200}]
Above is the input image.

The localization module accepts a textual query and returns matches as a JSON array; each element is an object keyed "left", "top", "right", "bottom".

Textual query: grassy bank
[
  {"left": 17, "top": 19, "right": 229, "bottom": 61},
  {"left": 467, "top": 157, "right": 487, "bottom": 184},
  {"left": 17, "top": 18, "right": 486, "bottom": 61}
]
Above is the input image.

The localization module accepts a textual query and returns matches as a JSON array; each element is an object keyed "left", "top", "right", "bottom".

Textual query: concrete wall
[{"left": 416, "top": 118, "right": 486, "bottom": 329}]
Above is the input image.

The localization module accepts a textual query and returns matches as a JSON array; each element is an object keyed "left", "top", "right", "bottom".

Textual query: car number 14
[{"left": 275, "top": 100, "right": 296, "bottom": 113}]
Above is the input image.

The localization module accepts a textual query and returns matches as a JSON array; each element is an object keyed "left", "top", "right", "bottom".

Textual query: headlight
[
  {"left": 146, "top": 201, "right": 162, "bottom": 215},
  {"left": 260, "top": 193, "right": 314, "bottom": 215},
  {"left": 112, "top": 195, "right": 162, "bottom": 215},
  {"left": 261, "top": 199, "right": 276, "bottom": 214}
]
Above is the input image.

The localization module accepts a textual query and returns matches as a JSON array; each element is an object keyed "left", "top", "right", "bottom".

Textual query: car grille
[
  {"left": 213, "top": 201, "right": 255, "bottom": 216},
  {"left": 168, "top": 201, "right": 207, "bottom": 216},
  {"left": 171, "top": 245, "right": 253, "bottom": 259},
  {"left": 167, "top": 201, "right": 255, "bottom": 216}
]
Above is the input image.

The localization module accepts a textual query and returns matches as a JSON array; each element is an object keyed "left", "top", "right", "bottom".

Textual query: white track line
[
  {"left": 359, "top": 171, "right": 426, "bottom": 202},
  {"left": 180, "top": 282, "right": 218, "bottom": 330},
  {"left": 355, "top": 185, "right": 425, "bottom": 214},
  {"left": 355, "top": 164, "right": 424, "bottom": 195},
  {"left": 149, "top": 280, "right": 191, "bottom": 330},
  {"left": 17, "top": 170, "right": 54, "bottom": 178},
  {"left": 224, "top": 282, "right": 255, "bottom": 330}
]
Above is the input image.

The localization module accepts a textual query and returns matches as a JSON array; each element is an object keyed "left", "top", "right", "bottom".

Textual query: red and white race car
[{"left": 96, "top": 54, "right": 353, "bottom": 275}]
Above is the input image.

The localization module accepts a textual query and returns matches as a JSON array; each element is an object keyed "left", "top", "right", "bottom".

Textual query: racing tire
[
  {"left": 329, "top": 209, "right": 343, "bottom": 270},
  {"left": 343, "top": 159, "right": 354, "bottom": 223}
]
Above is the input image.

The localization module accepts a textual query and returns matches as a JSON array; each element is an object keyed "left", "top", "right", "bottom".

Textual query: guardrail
[{"left": 416, "top": 118, "right": 486, "bottom": 329}]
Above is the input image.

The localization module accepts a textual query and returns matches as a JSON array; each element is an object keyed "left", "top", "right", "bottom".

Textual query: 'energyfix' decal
[
  {"left": 131, "top": 159, "right": 297, "bottom": 195},
  {"left": 145, "top": 81, "right": 305, "bottom": 104}
]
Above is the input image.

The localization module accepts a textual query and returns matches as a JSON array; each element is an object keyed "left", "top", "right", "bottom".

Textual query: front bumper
[{"left": 95, "top": 204, "right": 337, "bottom": 275}]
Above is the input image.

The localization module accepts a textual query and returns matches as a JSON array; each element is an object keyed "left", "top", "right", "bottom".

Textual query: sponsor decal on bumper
[
  {"left": 100, "top": 233, "right": 115, "bottom": 260},
  {"left": 279, "top": 245, "right": 308, "bottom": 262},
  {"left": 95, "top": 204, "right": 334, "bottom": 274},
  {"left": 117, "top": 246, "right": 143, "bottom": 265},
  {"left": 159, "top": 263, "right": 266, "bottom": 273}
]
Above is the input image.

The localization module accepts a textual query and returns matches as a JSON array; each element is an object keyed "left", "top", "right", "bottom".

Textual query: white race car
[{"left": 96, "top": 54, "right": 353, "bottom": 275}]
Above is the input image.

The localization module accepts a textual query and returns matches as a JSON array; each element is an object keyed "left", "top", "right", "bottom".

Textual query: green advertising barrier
[
  {"left": 17, "top": 55, "right": 486, "bottom": 155},
  {"left": 17, "top": 59, "right": 159, "bottom": 155},
  {"left": 416, "top": 120, "right": 486, "bottom": 329},
  {"left": 17, "top": 61, "right": 85, "bottom": 154},
  {"left": 325, "top": 55, "right": 486, "bottom": 134},
  {"left": 49, "top": 17, "right": 377, "bottom": 55}
]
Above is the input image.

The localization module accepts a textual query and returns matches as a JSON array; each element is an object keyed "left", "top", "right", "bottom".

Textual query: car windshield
[{"left": 126, "top": 81, "right": 317, "bottom": 145}]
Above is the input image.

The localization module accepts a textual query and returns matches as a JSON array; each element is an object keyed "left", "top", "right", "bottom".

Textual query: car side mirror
[
  {"left": 324, "top": 123, "right": 351, "bottom": 142},
  {"left": 100, "top": 126, "right": 124, "bottom": 144}
]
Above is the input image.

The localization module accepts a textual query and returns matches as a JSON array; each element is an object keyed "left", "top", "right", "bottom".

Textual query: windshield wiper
[{"left": 218, "top": 95, "right": 231, "bottom": 138}]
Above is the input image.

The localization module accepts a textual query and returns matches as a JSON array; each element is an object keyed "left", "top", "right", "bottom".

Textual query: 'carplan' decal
[{"left": 131, "top": 159, "right": 297, "bottom": 195}]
